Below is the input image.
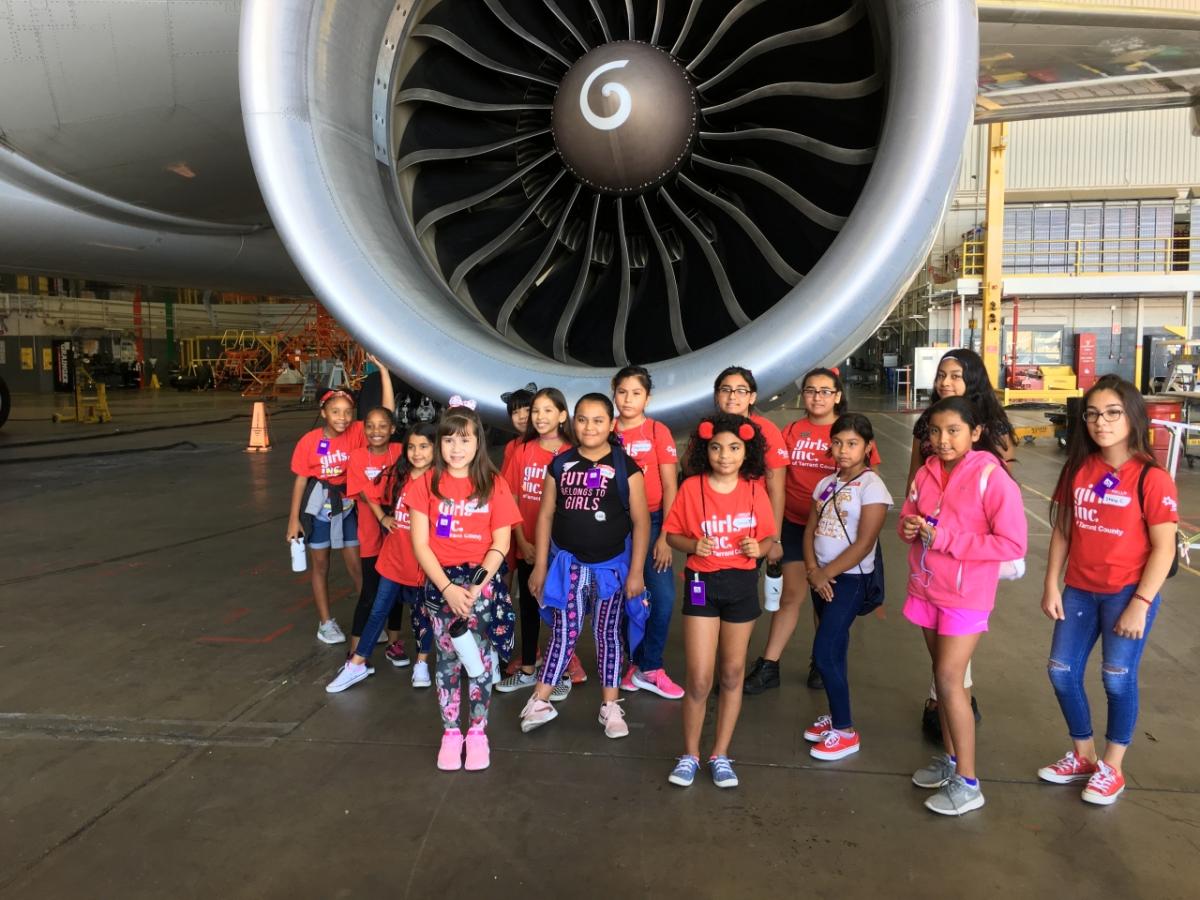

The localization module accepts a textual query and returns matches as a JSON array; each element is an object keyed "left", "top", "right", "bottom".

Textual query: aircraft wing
[{"left": 977, "top": 1, "right": 1200, "bottom": 123}]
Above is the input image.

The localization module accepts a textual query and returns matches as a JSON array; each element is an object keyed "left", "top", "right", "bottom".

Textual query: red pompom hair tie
[
  {"left": 738, "top": 423, "right": 756, "bottom": 441},
  {"left": 697, "top": 421, "right": 715, "bottom": 439}
]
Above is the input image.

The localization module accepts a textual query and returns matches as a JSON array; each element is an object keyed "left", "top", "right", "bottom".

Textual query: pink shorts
[{"left": 903, "top": 595, "right": 990, "bottom": 636}]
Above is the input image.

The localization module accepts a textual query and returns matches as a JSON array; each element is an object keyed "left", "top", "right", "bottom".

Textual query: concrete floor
[{"left": 1, "top": 389, "right": 1198, "bottom": 899}]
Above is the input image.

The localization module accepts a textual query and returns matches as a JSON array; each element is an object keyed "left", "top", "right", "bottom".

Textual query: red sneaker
[
  {"left": 566, "top": 654, "right": 588, "bottom": 684},
  {"left": 1037, "top": 751, "right": 1098, "bottom": 785},
  {"left": 810, "top": 729, "right": 860, "bottom": 761},
  {"left": 803, "top": 715, "right": 833, "bottom": 743},
  {"left": 620, "top": 664, "right": 640, "bottom": 692},
  {"left": 631, "top": 668, "right": 684, "bottom": 700},
  {"left": 1081, "top": 761, "right": 1125, "bottom": 805}
]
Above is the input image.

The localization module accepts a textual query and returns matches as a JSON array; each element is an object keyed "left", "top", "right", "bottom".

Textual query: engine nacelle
[{"left": 242, "top": 0, "right": 976, "bottom": 425}]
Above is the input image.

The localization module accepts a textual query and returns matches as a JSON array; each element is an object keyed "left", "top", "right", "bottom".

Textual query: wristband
[
  {"left": 1133, "top": 592, "right": 1153, "bottom": 606},
  {"left": 483, "top": 547, "right": 504, "bottom": 560},
  {"left": 438, "top": 582, "right": 453, "bottom": 594}
]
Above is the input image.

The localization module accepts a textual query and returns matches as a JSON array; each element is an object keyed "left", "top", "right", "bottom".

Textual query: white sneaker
[
  {"left": 599, "top": 700, "right": 629, "bottom": 739},
  {"left": 520, "top": 695, "right": 558, "bottom": 733},
  {"left": 317, "top": 619, "right": 346, "bottom": 644},
  {"left": 549, "top": 676, "right": 572, "bottom": 703},
  {"left": 411, "top": 660, "right": 431, "bottom": 688},
  {"left": 325, "top": 661, "right": 369, "bottom": 693},
  {"left": 496, "top": 670, "right": 537, "bottom": 693}
]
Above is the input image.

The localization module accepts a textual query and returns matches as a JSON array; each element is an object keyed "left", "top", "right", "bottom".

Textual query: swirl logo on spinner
[{"left": 579, "top": 60, "right": 632, "bottom": 131}]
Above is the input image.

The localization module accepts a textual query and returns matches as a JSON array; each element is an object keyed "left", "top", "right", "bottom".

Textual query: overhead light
[{"left": 166, "top": 162, "right": 196, "bottom": 178}]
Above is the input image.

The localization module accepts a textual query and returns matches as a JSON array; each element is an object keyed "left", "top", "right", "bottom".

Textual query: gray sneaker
[
  {"left": 924, "top": 774, "right": 985, "bottom": 816},
  {"left": 549, "top": 676, "right": 572, "bottom": 703},
  {"left": 912, "top": 753, "right": 956, "bottom": 789},
  {"left": 317, "top": 618, "right": 346, "bottom": 644},
  {"left": 495, "top": 670, "right": 537, "bottom": 693}
]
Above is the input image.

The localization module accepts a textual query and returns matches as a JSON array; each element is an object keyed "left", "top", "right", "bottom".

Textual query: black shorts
[
  {"left": 780, "top": 518, "right": 807, "bottom": 564},
  {"left": 680, "top": 567, "right": 761, "bottom": 623}
]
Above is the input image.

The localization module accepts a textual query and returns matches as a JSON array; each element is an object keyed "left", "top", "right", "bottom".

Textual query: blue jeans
[
  {"left": 811, "top": 573, "right": 868, "bottom": 730},
  {"left": 357, "top": 577, "right": 432, "bottom": 660},
  {"left": 1048, "top": 584, "right": 1161, "bottom": 746},
  {"left": 633, "top": 510, "right": 675, "bottom": 672}
]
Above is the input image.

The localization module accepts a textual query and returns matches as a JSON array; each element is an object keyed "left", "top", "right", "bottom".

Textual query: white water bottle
[
  {"left": 763, "top": 560, "right": 783, "bottom": 612},
  {"left": 290, "top": 537, "right": 307, "bottom": 573},
  {"left": 449, "top": 618, "right": 485, "bottom": 678}
]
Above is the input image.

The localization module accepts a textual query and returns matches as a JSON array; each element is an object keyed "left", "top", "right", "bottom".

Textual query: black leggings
[
  {"left": 516, "top": 560, "right": 541, "bottom": 667},
  {"left": 352, "top": 556, "right": 405, "bottom": 637}
]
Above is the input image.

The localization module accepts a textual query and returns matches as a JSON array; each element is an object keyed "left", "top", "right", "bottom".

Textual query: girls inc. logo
[
  {"left": 521, "top": 463, "right": 548, "bottom": 497},
  {"left": 1073, "top": 485, "right": 1130, "bottom": 523},
  {"left": 790, "top": 436, "right": 827, "bottom": 465},
  {"left": 438, "top": 498, "right": 488, "bottom": 517}
]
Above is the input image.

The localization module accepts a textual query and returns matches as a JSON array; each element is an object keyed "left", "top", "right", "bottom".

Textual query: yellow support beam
[{"left": 982, "top": 122, "right": 1009, "bottom": 388}]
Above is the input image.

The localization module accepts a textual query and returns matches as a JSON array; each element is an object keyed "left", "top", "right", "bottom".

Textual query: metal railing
[{"left": 957, "top": 235, "right": 1198, "bottom": 277}]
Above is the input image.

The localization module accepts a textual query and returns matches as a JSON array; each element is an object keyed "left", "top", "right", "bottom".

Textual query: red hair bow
[{"left": 697, "top": 421, "right": 715, "bottom": 439}]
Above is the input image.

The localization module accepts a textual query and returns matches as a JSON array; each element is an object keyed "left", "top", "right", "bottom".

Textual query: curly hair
[{"left": 684, "top": 413, "right": 767, "bottom": 480}]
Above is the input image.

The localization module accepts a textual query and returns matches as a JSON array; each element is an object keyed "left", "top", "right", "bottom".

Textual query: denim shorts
[{"left": 307, "top": 507, "right": 359, "bottom": 550}]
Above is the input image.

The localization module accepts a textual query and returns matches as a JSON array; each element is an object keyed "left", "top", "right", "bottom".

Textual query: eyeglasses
[
  {"left": 718, "top": 386, "right": 752, "bottom": 397},
  {"left": 802, "top": 388, "right": 838, "bottom": 398},
  {"left": 1082, "top": 408, "right": 1125, "bottom": 424}
]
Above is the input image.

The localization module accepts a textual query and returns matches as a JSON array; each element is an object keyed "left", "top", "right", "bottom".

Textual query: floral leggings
[{"left": 428, "top": 594, "right": 497, "bottom": 730}]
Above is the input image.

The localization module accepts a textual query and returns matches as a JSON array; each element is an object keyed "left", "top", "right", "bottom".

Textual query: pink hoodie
[{"left": 898, "top": 449, "right": 1028, "bottom": 611}]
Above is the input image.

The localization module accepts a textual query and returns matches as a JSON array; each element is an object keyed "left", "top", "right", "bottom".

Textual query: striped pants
[{"left": 539, "top": 562, "right": 624, "bottom": 689}]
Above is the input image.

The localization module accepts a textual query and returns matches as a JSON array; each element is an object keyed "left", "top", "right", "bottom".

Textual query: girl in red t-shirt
[
  {"left": 613, "top": 365, "right": 684, "bottom": 700},
  {"left": 1038, "top": 376, "right": 1179, "bottom": 806},
  {"left": 497, "top": 388, "right": 573, "bottom": 691},
  {"left": 408, "top": 404, "right": 522, "bottom": 772},
  {"left": 344, "top": 408, "right": 403, "bottom": 657},
  {"left": 285, "top": 358, "right": 393, "bottom": 645},
  {"left": 664, "top": 414, "right": 777, "bottom": 789},
  {"left": 745, "top": 367, "right": 873, "bottom": 695},
  {"left": 325, "top": 423, "right": 437, "bottom": 693}
]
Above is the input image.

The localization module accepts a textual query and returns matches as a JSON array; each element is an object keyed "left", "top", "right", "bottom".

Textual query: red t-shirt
[
  {"left": 664, "top": 474, "right": 777, "bottom": 572},
  {"left": 750, "top": 413, "right": 789, "bottom": 470},
  {"left": 782, "top": 419, "right": 883, "bottom": 525},
  {"left": 1064, "top": 455, "right": 1179, "bottom": 593},
  {"left": 405, "top": 472, "right": 523, "bottom": 567},
  {"left": 616, "top": 418, "right": 678, "bottom": 513},
  {"left": 290, "top": 422, "right": 366, "bottom": 485},
  {"left": 500, "top": 437, "right": 520, "bottom": 474},
  {"left": 346, "top": 444, "right": 404, "bottom": 558},
  {"left": 376, "top": 473, "right": 425, "bottom": 586},
  {"left": 500, "top": 439, "right": 569, "bottom": 536}
]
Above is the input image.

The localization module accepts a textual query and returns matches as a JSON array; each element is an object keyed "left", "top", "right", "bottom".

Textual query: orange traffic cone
[{"left": 246, "top": 401, "right": 272, "bottom": 453}]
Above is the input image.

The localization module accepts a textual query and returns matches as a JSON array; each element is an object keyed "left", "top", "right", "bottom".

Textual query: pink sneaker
[
  {"left": 631, "top": 668, "right": 684, "bottom": 700},
  {"left": 437, "top": 729, "right": 463, "bottom": 771},
  {"left": 804, "top": 715, "right": 833, "bottom": 742},
  {"left": 810, "top": 729, "right": 860, "bottom": 761},
  {"left": 464, "top": 727, "right": 490, "bottom": 771},
  {"left": 1038, "top": 751, "right": 1099, "bottom": 785},
  {"left": 620, "top": 664, "right": 640, "bottom": 692},
  {"left": 1081, "top": 761, "right": 1125, "bottom": 805}
]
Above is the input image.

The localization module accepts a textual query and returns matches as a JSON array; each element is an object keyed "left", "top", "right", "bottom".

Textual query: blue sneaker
[
  {"left": 709, "top": 755, "right": 739, "bottom": 788},
  {"left": 668, "top": 755, "right": 700, "bottom": 787}
]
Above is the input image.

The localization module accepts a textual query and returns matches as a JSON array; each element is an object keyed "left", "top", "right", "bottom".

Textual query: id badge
[
  {"left": 316, "top": 438, "right": 330, "bottom": 456},
  {"left": 689, "top": 575, "right": 707, "bottom": 606},
  {"left": 584, "top": 468, "right": 602, "bottom": 489},
  {"left": 818, "top": 482, "right": 836, "bottom": 502},
  {"left": 435, "top": 513, "right": 453, "bottom": 537},
  {"left": 1094, "top": 472, "right": 1119, "bottom": 498}
]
